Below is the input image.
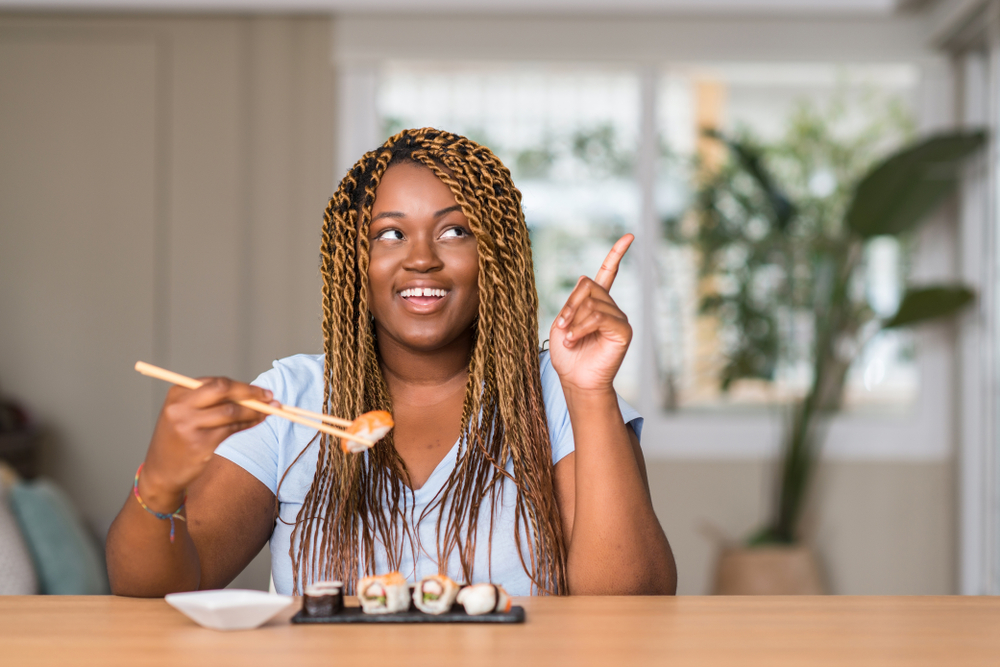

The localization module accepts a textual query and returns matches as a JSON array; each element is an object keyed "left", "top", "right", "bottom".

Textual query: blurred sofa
[{"left": 0, "top": 462, "right": 109, "bottom": 595}]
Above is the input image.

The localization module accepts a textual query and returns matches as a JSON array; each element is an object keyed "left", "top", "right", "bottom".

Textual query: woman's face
[{"left": 367, "top": 161, "right": 480, "bottom": 354}]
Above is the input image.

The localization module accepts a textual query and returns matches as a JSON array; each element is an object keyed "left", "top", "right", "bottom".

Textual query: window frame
[
  {"left": 332, "top": 13, "right": 961, "bottom": 464},
  {"left": 938, "top": 0, "right": 1000, "bottom": 596}
]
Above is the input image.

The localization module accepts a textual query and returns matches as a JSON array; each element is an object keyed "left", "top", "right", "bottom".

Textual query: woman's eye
[
  {"left": 440, "top": 227, "right": 470, "bottom": 239},
  {"left": 375, "top": 229, "right": 404, "bottom": 241}
]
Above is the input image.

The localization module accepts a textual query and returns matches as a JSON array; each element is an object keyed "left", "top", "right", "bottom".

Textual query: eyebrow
[{"left": 372, "top": 205, "right": 463, "bottom": 222}]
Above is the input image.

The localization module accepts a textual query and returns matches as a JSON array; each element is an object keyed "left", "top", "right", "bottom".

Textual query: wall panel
[
  {"left": 0, "top": 30, "right": 159, "bottom": 531},
  {"left": 0, "top": 14, "right": 335, "bottom": 591}
]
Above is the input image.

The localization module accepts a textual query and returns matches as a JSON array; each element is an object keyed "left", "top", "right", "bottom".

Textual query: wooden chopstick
[
  {"left": 278, "top": 404, "right": 351, "bottom": 428},
  {"left": 134, "top": 361, "right": 373, "bottom": 448}
]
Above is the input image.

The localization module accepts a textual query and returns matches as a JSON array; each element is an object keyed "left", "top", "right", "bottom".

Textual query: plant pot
[{"left": 711, "top": 544, "right": 825, "bottom": 595}]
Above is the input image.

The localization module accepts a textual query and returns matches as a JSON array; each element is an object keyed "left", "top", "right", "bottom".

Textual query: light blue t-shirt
[{"left": 215, "top": 350, "right": 642, "bottom": 595}]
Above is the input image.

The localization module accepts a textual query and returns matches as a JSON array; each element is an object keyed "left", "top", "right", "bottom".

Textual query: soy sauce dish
[{"left": 165, "top": 590, "right": 295, "bottom": 631}]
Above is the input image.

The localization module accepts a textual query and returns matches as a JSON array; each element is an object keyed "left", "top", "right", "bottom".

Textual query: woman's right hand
[{"left": 138, "top": 378, "right": 276, "bottom": 511}]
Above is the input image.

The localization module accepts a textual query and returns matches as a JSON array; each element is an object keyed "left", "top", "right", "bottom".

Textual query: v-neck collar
[{"left": 407, "top": 438, "right": 461, "bottom": 502}]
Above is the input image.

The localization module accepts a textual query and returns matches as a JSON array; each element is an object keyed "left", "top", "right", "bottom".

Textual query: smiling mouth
[{"left": 399, "top": 287, "right": 449, "bottom": 306}]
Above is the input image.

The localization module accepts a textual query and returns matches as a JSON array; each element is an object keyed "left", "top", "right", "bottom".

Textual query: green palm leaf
[
  {"left": 846, "top": 130, "right": 986, "bottom": 238},
  {"left": 883, "top": 285, "right": 975, "bottom": 329}
]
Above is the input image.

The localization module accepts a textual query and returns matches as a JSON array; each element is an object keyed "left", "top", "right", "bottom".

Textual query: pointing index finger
[{"left": 594, "top": 234, "right": 634, "bottom": 291}]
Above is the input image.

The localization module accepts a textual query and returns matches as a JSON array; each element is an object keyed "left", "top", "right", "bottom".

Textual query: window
[
  {"left": 655, "top": 63, "right": 920, "bottom": 411},
  {"left": 333, "top": 12, "right": 957, "bottom": 462},
  {"left": 376, "top": 61, "right": 920, "bottom": 412}
]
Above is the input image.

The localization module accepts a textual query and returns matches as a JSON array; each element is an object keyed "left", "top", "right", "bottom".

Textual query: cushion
[
  {"left": 0, "top": 471, "right": 39, "bottom": 595},
  {"left": 8, "top": 478, "right": 109, "bottom": 595}
]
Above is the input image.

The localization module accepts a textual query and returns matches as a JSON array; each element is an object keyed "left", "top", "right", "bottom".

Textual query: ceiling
[{"left": 0, "top": 0, "right": 925, "bottom": 15}]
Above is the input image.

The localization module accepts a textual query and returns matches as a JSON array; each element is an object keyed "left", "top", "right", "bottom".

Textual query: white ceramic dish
[{"left": 165, "top": 589, "right": 295, "bottom": 631}]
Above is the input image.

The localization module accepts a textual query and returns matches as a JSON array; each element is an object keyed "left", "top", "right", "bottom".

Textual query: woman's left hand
[{"left": 549, "top": 234, "right": 634, "bottom": 393}]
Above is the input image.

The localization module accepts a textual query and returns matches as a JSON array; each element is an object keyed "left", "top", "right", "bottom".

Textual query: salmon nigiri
[{"left": 340, "top": 410, "right": 394, "bottom": 454}]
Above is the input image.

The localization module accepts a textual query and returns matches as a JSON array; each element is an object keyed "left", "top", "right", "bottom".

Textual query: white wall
[
  {"left": 333, "top": 13, "right": 936, "bottom": 64},
  {"left": 0, "top": 12, "right": 335, "bottom": 590},
  {"left": 650, "top": 459, "right": 955, "bottom": 595}
]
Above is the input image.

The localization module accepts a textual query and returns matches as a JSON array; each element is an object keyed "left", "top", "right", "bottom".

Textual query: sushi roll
[
  {"left": 358, "top": 572, "right": 410, "bottom": 614},
  {"left": 302, "top": 581, "right": 343, "bottom": 617},
  {"left": 412, "top": 574, "right": 459, "bottom": 615},
  {"left": 341, "top": 410, "right": 394, "bottom": 454},
  {"left": 456, "top": 583, "right": 512, "bottom": 616}
]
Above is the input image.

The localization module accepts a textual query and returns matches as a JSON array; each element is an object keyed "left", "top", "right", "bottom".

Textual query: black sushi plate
[{"left": 291, "top": 605, "right": 525, "bottom": 624}]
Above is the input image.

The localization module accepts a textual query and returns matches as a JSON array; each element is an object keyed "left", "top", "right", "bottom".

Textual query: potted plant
[{"left": 668, "top": 108, "right": 986, "bottom": 593}]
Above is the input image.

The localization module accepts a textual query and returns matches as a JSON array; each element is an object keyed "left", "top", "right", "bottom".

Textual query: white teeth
[{"left": 401, "top": 287, "right": 447, "bottom": 298}]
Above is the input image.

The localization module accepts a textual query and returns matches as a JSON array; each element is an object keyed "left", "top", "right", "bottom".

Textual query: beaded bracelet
[{"left": 133, "top": 463, "right": 186, "bottom": 543}]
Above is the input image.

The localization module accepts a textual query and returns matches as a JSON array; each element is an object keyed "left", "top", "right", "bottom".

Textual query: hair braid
[{"left": 290, "top": 128, "right": 567, "bottom": 595}]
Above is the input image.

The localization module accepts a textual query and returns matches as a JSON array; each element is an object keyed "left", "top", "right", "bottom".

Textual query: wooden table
[{"left": 2, "top": 595, "right": 999, "bottom": 666}]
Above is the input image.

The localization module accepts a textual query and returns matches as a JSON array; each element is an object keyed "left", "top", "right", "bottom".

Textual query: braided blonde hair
[{"left": 289, "top": 128, "right": 567, "bottom": 595}]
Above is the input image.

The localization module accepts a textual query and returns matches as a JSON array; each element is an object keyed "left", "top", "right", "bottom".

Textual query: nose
[{"left": 402, "top": 233, "right": 443, "bottom": 273}]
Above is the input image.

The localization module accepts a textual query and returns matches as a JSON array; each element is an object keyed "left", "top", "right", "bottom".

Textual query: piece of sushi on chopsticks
[
  {"left": 339, "top": 410, "right": 394, "bottom": 454},
  {"left": 456, "top": 583, "right": 512, "bottom": 615},
  {"left": 412, "top": 575, "right": 460, "bottom": 615},
  {"left": 133, "top": 361, "right": 392, "bottom": 453},
  {"left": 358, "top": 572, "right": 410, "bottom": 614}
]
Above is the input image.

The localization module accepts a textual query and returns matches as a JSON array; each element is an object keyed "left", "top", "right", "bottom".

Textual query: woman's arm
[
  {"left": 549, "top": 235, "right": 677, "bottom": 595},
  {"left": 106, "top": 379, "right": 276, "bottom": 597}
]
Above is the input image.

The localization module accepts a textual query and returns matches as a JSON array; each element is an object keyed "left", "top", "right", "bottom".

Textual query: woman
[{"left": 106, "top": 128, "right": 676, "bottom": 597}]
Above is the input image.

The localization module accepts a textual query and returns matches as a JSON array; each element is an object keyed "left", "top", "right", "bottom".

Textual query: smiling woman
[{"left": 105, "top": 128, "right": 676, "bottom": 598}]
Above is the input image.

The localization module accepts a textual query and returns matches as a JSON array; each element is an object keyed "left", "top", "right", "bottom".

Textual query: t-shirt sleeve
[
  {"left": 213, "top": 366, "right": 284, "bottom": 495},
  {"left": 540, "top": 351, "right": 644, "bottom": 465}
]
